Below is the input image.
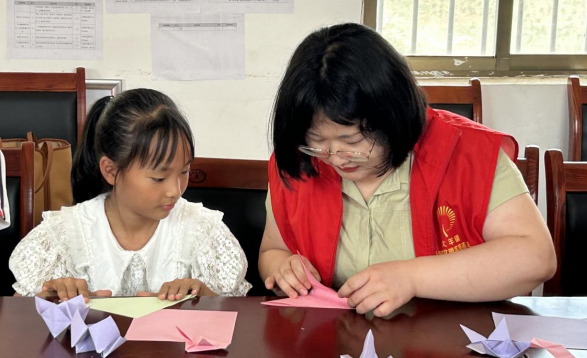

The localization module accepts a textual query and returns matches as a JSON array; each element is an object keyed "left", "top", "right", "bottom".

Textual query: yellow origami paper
[{"left": 88, "top": 295, "right": 195, "bottom": 318}]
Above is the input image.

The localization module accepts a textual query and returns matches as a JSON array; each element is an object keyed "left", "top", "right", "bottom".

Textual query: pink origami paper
[
  {"left": 531, "top": 338, "right": 575, "bottom": 358},
  {"left": 35, "top": 295, "right": 89, "bottom": 337},
  {"left": 70, "top": 311, "right": 126, "bottom": 357},
  {"left": 262, "top": 255, "right": 351, "bottom": 309},
  {"left": 125, "top": 309, "right": 238, "bottom": 353},
  {"left": 341, "top": 330, "right": 393, "bottom": 358}
]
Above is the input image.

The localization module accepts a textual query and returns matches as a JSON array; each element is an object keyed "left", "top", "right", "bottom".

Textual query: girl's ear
[{"left": 99, "top": 156, "right": 118, "bottom": 186}]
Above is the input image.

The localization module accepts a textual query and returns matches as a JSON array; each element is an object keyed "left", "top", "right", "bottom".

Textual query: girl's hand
[
  {"left": 140, "top": 278, "right": 217, "bottom": 301},
  {"left": 338, "top": 261, "right": 417, "bottom": 317},
  {"left": 40, "top": 278, "right": 112, "bottom": 302},
  {"left": 264, "top": 255, "right": 321, "bottom": 298}
]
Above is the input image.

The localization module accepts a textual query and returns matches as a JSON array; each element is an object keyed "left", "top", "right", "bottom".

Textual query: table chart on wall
[{"left": 7, "top": 0, "right": 103, "bottom": 60}]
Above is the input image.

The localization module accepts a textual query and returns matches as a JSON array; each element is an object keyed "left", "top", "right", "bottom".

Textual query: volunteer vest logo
[
  {"left": 436, "top": 205, "right": 470, "bottom": 255},
  {"left": 437, "top": 205, "right": 455, "bottom": 238}
]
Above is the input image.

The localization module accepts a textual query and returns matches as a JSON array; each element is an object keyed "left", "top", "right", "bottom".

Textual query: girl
[
  {"left": 259, "top": 23, "right": 556, "bottom": 317},
  {"left": 10, "top": 88, "right": 251, "bottom": 301}
]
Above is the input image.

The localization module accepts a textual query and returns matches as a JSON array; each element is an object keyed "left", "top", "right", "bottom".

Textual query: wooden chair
[
  {"left": 421, "top": 77, "right": 483, "bottom": 123},
  {"left": 0, "top": 67, "right": 86, "bottom": 149},
  {"left": 516, "top": 145, "right": 540, "bottom": 205},
  {"left": 0, "top": 142, "right": 35, "bottom": 296},
  {"left": 568, "top": 75, "right": 587, "bottom": 161},
  {"left": 544, "top": 149, "right": 587, "bottom": 296},
  {"left": 182, "top": 157, "right": 271, "bottom": 296}
]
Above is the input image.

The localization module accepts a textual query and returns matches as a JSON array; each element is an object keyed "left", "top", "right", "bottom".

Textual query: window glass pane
[
  {"left": 381, "top": 0, "right": 498, "bottom": 56},
  {"left": 511, "top": 0, "right": 587, "bottom": 54}
]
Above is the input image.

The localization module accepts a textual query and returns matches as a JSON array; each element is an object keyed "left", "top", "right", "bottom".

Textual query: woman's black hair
[
  {"left": 71, "top": 88, "right": 195, "bottom": 204},
  {"left": 271, "top": 23, "right": 427, "bottom": 183}
]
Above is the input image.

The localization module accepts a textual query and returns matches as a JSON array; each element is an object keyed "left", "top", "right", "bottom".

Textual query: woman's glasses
[{"left": 298, "top": 142, "right": 375, "bottom": 163}]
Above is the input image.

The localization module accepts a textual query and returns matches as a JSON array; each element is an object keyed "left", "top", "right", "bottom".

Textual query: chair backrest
[
  {"left": 181, "top": 157, "right": 271, "bottom": 296},
  {"left": 516, "top": 145, "right": 540, "bottom": 205},
  {"left": 0, "top": 142, "right": 35, "bottom": 296},
  {"left": 0, "top": 68, "right": 86, "bottom": 150},
  {"left": 544, "top": 149, "right": 587, "bottom": 296},
  {"left": 568, "top": 75, "right": 587, "bottom": 161},
  {"left": 421, "top": 77, "right": 482, "bottom": 123}
]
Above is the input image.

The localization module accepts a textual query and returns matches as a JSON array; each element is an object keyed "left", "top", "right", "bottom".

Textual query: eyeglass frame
[{"left": 297, "top": 141, "right": 376, "bottom": 162}]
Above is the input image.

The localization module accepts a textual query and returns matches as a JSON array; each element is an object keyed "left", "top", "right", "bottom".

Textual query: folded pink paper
[
  {"left": 262, "top": 255, "right": 351, "bottom": 309},
  {"left": 125, "top": 309, "right": 237, "bottom": 353},
  {"left": 531, "top": 338, "right": 576, "bottom": 358}
]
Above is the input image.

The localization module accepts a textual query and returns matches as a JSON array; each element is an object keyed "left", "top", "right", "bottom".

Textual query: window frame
[{"left": 364, "top": 0, "right": 587, "bottom": 77}]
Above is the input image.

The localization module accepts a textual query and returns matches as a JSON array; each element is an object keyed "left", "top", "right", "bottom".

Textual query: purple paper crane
[
  {"left": 461, "top": 318, "right": 531, "bottom": 358},
  {"left": 340, "top": 330, "right": 393, "bottom": 358}
]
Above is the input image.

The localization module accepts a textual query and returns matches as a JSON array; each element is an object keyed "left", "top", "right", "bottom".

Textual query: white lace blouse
[{"left": 9, "top": 194, "right": 252, "bottom": 297}]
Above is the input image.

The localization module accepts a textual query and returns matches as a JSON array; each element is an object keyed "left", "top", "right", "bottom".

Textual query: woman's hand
[
  {"left": 139, "top": 278, "right": 217, "bottom": 301},
  {"left": 338, "top": 261, "right": 417, "bottom": 317},
  {"left": 264, "top": 254, "right": 321, "bottom": 298},
  {"left": 40, "top": 278, "right": 112, "bottom": 302}
]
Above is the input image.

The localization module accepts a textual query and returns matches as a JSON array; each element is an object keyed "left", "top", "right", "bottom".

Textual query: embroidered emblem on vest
[
  {"left": 437, "top": 206, "right": 455, "bottom": 238},
  {"left": 436, "top": 205, "right": 470, "bottom": 255}
]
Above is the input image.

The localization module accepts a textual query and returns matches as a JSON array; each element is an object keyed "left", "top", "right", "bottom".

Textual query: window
[{"left": 364, "top": 0, "right": 587, "bottom": 75}]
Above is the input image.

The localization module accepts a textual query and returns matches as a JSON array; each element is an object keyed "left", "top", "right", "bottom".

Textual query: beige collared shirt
[{"left": 266, "top": 149, "right": 528, "bottom": 289}]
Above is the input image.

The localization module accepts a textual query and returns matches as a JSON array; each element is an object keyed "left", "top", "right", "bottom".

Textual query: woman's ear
[{"left": 99, "top": 156, "right": 118, "bottom": 186}]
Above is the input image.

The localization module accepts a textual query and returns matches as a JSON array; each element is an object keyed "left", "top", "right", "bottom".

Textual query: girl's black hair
[
  {"left": 71, "top": 88, "right": 195, "bottom": 204},
  {"left": 271, "top": 23, "right": 427, "bottom": 183}
]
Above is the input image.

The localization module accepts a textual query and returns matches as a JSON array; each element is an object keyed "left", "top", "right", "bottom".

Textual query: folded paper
[
  {"left": 35, "top": 295, "right": 125, "bottom": 357},
  {"left": 125, "top": 309, "right": 237, "bottom": 352},
  {"left": 462, "top": 317, "right": 575, "bottom": 358},
  {"left": 70, "top": 311, "right": 126, "bottom": 357},
  {"left": 88, "top": 294, "right": 194, "bottom": 318},
  {"left": 35, "top": 295, "right": 89, "bottom": 338},
  {"left": 492, "top": 312, "right": 587, "bottom": 350},
  {"left": 531, "top": 338, "right": 576, "bottom": 358},
  {"left": 461, "top": 318, "right": 530, "bottom": 358},
  {"left": 262, "top": 255, "right": 351, "bottom": 309},
  {"left": 341, "top": 330, "right": 393, "bottom": 358}
]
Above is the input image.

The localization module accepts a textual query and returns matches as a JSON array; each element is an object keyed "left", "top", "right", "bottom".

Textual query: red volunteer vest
[{"left": 269, "top": 108, "right": 518, "bottom": 287}]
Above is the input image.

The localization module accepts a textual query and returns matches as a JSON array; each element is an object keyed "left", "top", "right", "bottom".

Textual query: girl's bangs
[{"left": 134, "top": 124, "right": 194, "bottom": 170}]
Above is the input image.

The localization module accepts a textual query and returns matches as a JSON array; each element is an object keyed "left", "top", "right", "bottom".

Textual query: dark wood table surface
[{"left": 0, "top": 296, "right": 586, "bottom": 357}]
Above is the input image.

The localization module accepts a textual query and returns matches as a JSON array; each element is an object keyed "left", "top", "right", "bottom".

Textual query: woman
[{"left": 258, "top": 23, "right": 555, "bottom": 317}]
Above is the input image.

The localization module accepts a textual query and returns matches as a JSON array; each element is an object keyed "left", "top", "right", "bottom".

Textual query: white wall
[
  {"left": 483, "top": 82, "right": 569, "bottom": 216},
  {"left": 0, "top": 0, "right": 363, "bottom": 159},
  {"left": 418, "top": 78, "right": 571, "bottom": 217}
]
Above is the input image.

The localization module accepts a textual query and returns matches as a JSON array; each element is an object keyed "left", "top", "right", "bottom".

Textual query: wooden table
[{"left": 0, "top": 296, "right": 585, "bottom": 357}]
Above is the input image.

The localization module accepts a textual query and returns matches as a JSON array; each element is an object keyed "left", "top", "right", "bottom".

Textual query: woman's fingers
[
  {"left": 264, "top": 276, "right": 276, "bottom": 290},
  {"left": 279, "top": 266, "right": 307, "bottom": 297},
  {"left": 275, "top": 274, "right": 299, "bottom": 298},
  {"left": 269, "top": 254, "right": 323, "bottom": 297},
  {"left": 304, "top": 258, "right": 322, "bottom": 282},
  {"left": 291, "top": 258, "right": 311, "bottom": 291}
]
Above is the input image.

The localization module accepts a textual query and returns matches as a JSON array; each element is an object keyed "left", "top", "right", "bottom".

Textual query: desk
[{"left": 0, "top": 296, "right": 585, "bottom": 357}]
